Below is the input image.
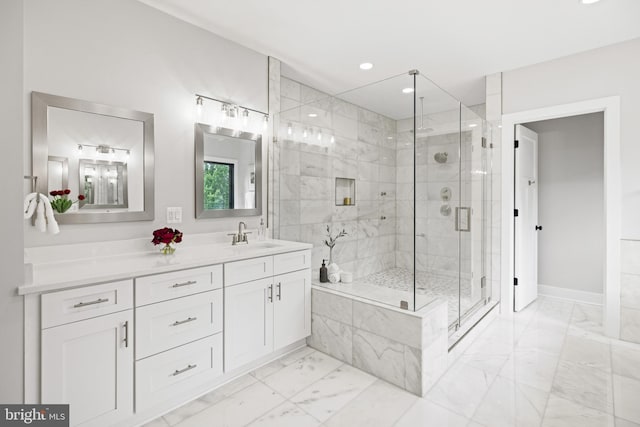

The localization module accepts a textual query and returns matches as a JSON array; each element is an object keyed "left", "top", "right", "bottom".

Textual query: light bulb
[
  {"left": 110, "top": 148, "right": 116, "bottom": 159},
  {"left": 196, "top": 96, "right": 203, "bottom": 117},
  {"left": 287, "top": 123, "right": 293, "bottom": 136},
  {"left": 303, "top": 128, "right": 308, "bottom": 139},
  {"left": 242, "top": 109, "right": 249, "bottom": 127},
  {"left": 330, "top": 135, "right": 335, "bottom": 143},
  {"left": 359, "top": 62, "right": 374, "bottom": 70},
  {"left": 402, "top": 87, "right": 414, "bottom": 94},
  {"left": 263, "top": 114, "right": 269, "bottom": 130},
  {"left": 125, "top": 150, "right": 130, "bottom": 162},
  {"left": 317, "top": 131, "right": 322, "bottom": 141}
]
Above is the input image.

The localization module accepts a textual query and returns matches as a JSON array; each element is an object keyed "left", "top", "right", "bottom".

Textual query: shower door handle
[
  {"left": 455, "top": 207, "right": 471, "bottom": 232},
  {"left": 535, "top": 225, "right": 543, "bottom": 231}
]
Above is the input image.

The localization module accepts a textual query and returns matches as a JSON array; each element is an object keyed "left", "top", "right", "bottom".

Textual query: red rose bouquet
[
  {"left": 152, "top": 227, "right": 183, "bottom": 254},
  {"left": 49, "top": 189, "right": 86, "bottom": 213}
]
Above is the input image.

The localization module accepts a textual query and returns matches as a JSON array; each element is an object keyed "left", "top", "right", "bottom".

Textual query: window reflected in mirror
[{"left": 195, "top": 124, "right": 262, "bottom": 218}]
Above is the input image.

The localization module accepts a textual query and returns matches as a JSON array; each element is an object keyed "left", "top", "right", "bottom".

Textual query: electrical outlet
[{"left": 166, "top": 207, "right": 182, "bottom": 224}]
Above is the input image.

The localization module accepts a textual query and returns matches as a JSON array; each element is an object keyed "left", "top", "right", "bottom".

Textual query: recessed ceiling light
[
  {"left": 402, "top": 88, "right": 414, "bottom": 94},
  {"left": 359, "top": 62, "right": 374, "bottom": 70},
  {"left": 307, "top": 113, "right": 318, "bottom": 118},
  {"left": 469, "top": 123, "right": 478, "bottom": 128},
  {"left": 387, "top": 136, "right": 393, "bottom": 140},
  {"left": 580, "top": 0, "right": 600, "bottom": 4}
]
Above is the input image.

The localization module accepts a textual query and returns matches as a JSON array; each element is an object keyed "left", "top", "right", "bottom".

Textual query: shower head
[{"left": 434, "top": 152, "right": 448, "bottom": 164}]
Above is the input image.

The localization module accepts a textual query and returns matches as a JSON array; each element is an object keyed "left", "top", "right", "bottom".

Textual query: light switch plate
[{"left": 166, "top": 207, "right": 182, "bottom": 224}]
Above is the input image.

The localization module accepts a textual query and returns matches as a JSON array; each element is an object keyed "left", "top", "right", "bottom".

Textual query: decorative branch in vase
[{"left": 323, "top": 225, "right": 347, "bottom": 265}]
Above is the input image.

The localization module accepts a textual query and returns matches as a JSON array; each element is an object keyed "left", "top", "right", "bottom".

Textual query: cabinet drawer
[
  {"left": 273, "top": 250, "right": 311, "bottom": 275},
  {"left": 136, "top": 290, "right": 223, "bottom": 360},
  {"left": 136, "top": 265, "right": 222, "bottom": 306},
  {"left": 224, "top": 256, "right": 273, "bottom": 286},
  {"left": 42, "top": 280, "right": 133, "bottom": 329},
  {"left": 136, "top": 334, "right": 223, "bottom": 412}
]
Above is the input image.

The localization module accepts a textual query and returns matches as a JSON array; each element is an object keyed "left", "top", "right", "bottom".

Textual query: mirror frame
[
  {"left": 195, "top": 123, "right": 262, "bottom": 219},
  {"left": 78, "top": 158, "right": 129, "bottom": 209},
  {"left": 31, "top": 91, "right": 154, "bottom": 223}
]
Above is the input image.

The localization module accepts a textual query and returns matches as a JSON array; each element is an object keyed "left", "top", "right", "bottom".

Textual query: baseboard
[{"left": 538, "top": 284, "right": 603, "bottom": 305}]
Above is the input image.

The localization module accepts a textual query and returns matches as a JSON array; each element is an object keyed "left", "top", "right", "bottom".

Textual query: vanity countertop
[{"left": 20, "top": 239, "right": 312, "bottom": 295}]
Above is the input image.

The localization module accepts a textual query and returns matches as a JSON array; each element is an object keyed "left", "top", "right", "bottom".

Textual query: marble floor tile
[
  {"left": 261, "top": 350, "right": 343, "bottom": 398},
  {"left": 472, "top": 375, "right": 547, "bottom": 427},
  {"left": 394, "top": 398, "right": 469, "bottom": 427},
  {"left": 143, "top": 417, "right": 170, "bottom": 427},
  {"left": 542, "top": 394, "right": 614, "bottom": 427},
  {"left": 323, "top": 380, "right": 417, "bottom": 427},
  {"left": 426, "top": 363, "right": 496, "bottom": 418},
  {"left": 455, "top": 352, "right": 510, "bottom": 377},
  {"left": 290, "top": 364, "right": 376, "bottom": 422},
  {"left": 560, "top": 335, "right": 611, "bottom": 373},
  {"left": 500, "top": 349, "right": 559, "bottom": 392},
  {"left": 163, "top": 374, "right": 258, "bottom": 425},
  {"left": 516, "top": 324, "right": 567, "bottom": 355},
  {"left": 611, "top": 344, "right": 640, "bottom": 381},
  {"left": 175, "top": 381, "right": 285, "bottom": 427},
  {"left": 613, "top": 374, "right": 640, "bottom": 424},
  {"left": 251, "top": 346, "right": 316, "bottom": 380},
  {"left": 552, "top": 360, "right": 613, "bottom": 414},
  {"left": 246, "top": 402, "right": 320, "bottom": 427},
  {"left": 570, "top": 303, "right": 604, "bottom": 336}
]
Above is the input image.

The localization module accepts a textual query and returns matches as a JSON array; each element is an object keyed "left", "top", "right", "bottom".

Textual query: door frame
[{"left": 500, "top": 96, "right": 621, "bottom": 338}]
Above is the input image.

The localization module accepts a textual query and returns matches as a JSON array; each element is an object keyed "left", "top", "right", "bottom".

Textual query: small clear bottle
[{"left": 258, "top": 218, "right": 266, "bottom": 241}]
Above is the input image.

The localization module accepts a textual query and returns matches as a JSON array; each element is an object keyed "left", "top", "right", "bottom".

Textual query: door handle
[
  {"left": 123, "top": 321, "right": 129, "bottom": 348},
  {"left": 267, "top": 284, "right": 273, "bottom": 303},
  {"left": 276, "top": 283, "right": 281, "bottom": 301},
  {"left": 535, "top": 225, "right": 543, "bottom": 231}
]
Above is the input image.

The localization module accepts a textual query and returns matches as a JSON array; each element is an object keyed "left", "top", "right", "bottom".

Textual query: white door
[
  {"left": 224, "top": 277, "right": 274, "bottom": 371},
  {"left": 514, "top": 124, "right": 539, "bottom": 311},
  {"left": 274, "top": 269, "right": 311, "bottom": 349},
  {"left": 41, "top": 310, "right": 133, "bottom": 427}
]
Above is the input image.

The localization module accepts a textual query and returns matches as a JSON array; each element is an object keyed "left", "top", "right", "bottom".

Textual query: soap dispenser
[{"left": 320, "top": 259, "right": 328, "bottom": 283}]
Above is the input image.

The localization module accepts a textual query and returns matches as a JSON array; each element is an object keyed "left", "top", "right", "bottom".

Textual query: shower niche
[{"left": 335, "top": 177, "right": 356, "bottom": 206}]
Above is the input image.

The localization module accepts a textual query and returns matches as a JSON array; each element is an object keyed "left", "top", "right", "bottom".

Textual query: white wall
[
  {"left": 0, "top": 0, "right": 25, "bottom": 403},
  {"left": 502, "top": 37, "right": 640, "bottom": 240},
  {"left": 526, "top": 113, "right": 604, "bottom": 294},
  {"left": 23, "top": 0, "right": 269, "bottom": 247}
]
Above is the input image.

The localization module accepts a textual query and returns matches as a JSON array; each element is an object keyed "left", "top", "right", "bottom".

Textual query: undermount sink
[{"left": 230, "top": 241, "right": 283, "bottom": 250}]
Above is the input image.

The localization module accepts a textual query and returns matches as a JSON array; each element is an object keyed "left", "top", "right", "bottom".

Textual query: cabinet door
[
  {"left": 274, "top": 269, "right": 311, "bottom": 350},
  {"left": 42, "top": 311, "right": 133, "bottom": 427},
  {"left": 224, "top": 277, "right": 274, "bottom": 371}
]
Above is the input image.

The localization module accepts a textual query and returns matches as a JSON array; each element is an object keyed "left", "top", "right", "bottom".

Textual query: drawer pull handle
[
  {"left": 268, "top": 284, "right": 273, "bottom": 303},
  {"left": 171, "top": 317, "right": 197, "bottom": 327},
  {"left": 172, "top": 280, "right": 197, "bottom": 288},
  {"left": 172, "top": 364, "right": 197, "bottom": 376},
  {"left": 277, "top": 283, "right": 281, "bottom": 301},
  {"left": 73, "top": 298, "right": 109, "bottom": 308}
]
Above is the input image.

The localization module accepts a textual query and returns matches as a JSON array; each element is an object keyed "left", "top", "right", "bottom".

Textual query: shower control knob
[{"left": 535, "top": 225, "right": 543, "bottom": 231}]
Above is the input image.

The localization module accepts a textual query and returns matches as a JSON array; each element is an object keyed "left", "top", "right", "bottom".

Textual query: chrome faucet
[{"left": 228, "top": 221, "right": 251, "bottom": 245}]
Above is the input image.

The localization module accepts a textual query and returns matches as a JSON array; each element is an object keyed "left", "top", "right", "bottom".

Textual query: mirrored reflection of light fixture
[
  {"left": 303, "top": 128, "right": 308, "bottom": 139},
  {"left": 242, "top": 108, "right": 249, "bottom": 127},
  {"left": 263, "top": 114, "right": 269, "bottom": 130},
  {"left": 317, "top": 130, "right": 322, "bottom": 141},
  {"left": 330, "top": 135, "right": 335, "bottom": 143},
  {"left": 77, "top": 144, "right": 83, "bottom": 153},
  {"left": 287, "top": 123, "right": 293, "bottom": 136}
]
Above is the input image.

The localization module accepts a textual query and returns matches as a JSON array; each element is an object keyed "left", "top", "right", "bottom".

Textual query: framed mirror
[
  {"left": 31, "top": 92, "right": 154, "bottom": 223},
  {"left": 195, "top": 123, "right": 262, "bottom": 218}
]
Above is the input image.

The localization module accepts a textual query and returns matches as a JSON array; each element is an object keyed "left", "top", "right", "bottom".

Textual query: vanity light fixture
[
  {"left": 402, "top": 87, "right": 414, "bottom": 94},
  {"left": 308, "top": 113, "right": 318, "bottom": 118},
  {"left": 196, "top": 96, "right": 203, "bottom": 116},
  {"left": 359, "top": 62, "right": 374, "bottom": 70},
  {"left": 77, "top": 144, "right": 83, "bottom": 152},
  {"left": 194, "top": 94, "right": 270, "bottom": 133}
]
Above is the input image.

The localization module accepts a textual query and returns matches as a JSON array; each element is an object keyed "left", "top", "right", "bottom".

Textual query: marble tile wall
[
  {"left": 274, "top": 77, "right": 397, "bottom": 279},
  {"left": 621, "top": 239, "right": 640, "bottom": 343},
  {"left": 306, "top": 287, "right": 448, "bottom": 396}
]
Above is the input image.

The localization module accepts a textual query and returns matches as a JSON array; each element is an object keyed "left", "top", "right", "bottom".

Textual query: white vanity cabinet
[
  {"left": 41, "top": 280, "right": 134, "bottom": 427},
  {"left": 224, "top": 250, "right": 311, "bottom": 372}
]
